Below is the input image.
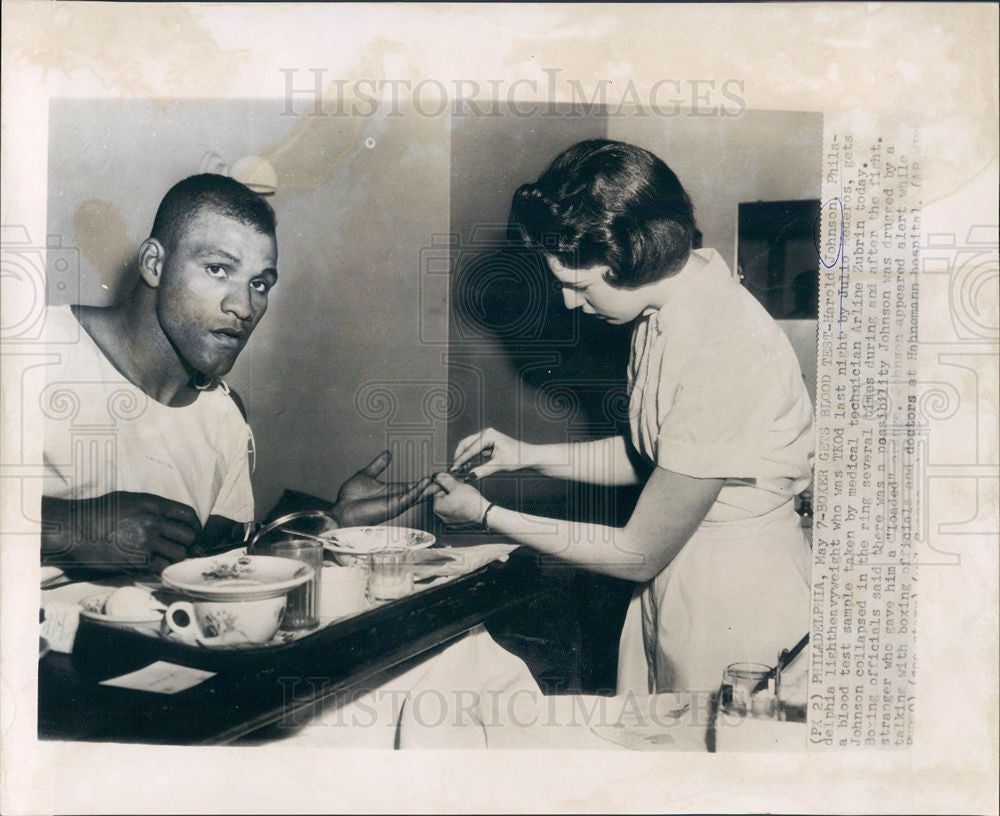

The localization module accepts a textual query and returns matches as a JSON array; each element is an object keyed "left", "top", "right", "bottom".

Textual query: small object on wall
[
  {"left": 198, "top": 151, "right": 278, "bottom": 196},
  {"left": 230, "top": 155, "right": 278, "bottom": 196},
  {"left": 200, "top": 151, "right": 229, "bottom": 175}
]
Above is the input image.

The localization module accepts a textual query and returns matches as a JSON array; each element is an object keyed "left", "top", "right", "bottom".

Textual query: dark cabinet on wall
[{"left": 737, "top": 199, "right": 821, "bottom": 320}]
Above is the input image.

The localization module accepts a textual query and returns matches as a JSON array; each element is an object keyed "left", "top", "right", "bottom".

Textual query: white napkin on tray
[{"left": 409, "top": 543, "right": 518, "bottom": 583}]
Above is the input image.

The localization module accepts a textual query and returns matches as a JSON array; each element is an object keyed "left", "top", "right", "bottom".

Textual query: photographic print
[{"left": 2, "top": 3, "right": 997, "bottom": 814}]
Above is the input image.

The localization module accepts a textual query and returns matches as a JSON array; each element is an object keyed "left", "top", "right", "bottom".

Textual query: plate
[
  {"left": 323, "top": 526, "right": 436, "bottom": 554},
  {"left": 161, "top": 553, "right": 314, "bottom": 601},
  {"left": 79, "top": 591, "right": 166, "bottom": 627}
]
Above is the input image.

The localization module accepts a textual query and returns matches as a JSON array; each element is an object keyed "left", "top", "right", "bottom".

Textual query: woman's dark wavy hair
[{"left": 508, "top": 140, "right": 695, "bottom": 288}]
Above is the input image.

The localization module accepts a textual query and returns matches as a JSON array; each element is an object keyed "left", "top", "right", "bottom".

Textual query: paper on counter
[
  {"left": 40, "top": 603, "right": 81, "bottom": 654},
  {"left": 99, "top": 661, "right": 216, "bottom": 694},
  {"left": 41, "top": 565, "right": 68, "bottom": 588},
  {"left": 41, "top": 576, "right": 137, "bottom": 653}
]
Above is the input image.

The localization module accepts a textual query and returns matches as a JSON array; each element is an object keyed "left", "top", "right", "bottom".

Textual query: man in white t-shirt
[{"left": 42, "top": 174, "right": 427, "bottom": 573}]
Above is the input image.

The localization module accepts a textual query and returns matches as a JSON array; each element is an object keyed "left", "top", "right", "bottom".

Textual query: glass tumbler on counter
[
  {"left": 271, "top": 539, "right": 323, "bottom": 629},
  {"left": 720, "top": 662, "right": 772, "bottom": 716},
  {"left": 367, "top": 549, "right": 413, "bottom": 601}
]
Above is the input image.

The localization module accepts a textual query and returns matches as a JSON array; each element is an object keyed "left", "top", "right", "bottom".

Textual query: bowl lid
[{"left": 161, "top": 554, "right": 313, "bottom": 601}]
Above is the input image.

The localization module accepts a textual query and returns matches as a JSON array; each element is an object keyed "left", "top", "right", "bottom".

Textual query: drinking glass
[
  {"left": 367, "top": 549, "right": 413, "bottom": 601},
  {"left": 271, "top": 539, "right": 323, "bottom": 629},
  {"left": 720, "top": 662, "right": 771, "bottom": 716}
]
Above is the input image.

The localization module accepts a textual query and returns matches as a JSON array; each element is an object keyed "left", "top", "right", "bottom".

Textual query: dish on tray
[
  {"left": 323, "top": 527, "right": 435, "bottom": 566},
  {"left": 79, "top": 588, "right": 167, "bottom": 628},
  {"left": 161, "top": 553, "right": 314, "bottom": 601}
]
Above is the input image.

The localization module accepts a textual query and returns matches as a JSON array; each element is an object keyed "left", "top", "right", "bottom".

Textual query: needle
[
  {"left": 449, "top": 444, "right": 494, "bottom": 481},
  {"left": 752, "top": 633, "right": 809, "bottom": 694}
]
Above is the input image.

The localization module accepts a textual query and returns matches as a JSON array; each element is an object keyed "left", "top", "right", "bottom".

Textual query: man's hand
[
  {"left": 190, "top": 515, "right": 252, "bottom": 558},
  {"left": 42, "top": 492, "right": 202, "bottom": 574},
  {"left": 331, "top": 451, "right": 433, "bottom": 528}
]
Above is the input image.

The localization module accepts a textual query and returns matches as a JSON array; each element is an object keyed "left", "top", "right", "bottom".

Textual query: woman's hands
[
  {"left": 429, "top": 472, "right": 492, "bottom": 527},
  {"left": 429, "top": 426, "right": 531, "bottom": 527},
  {"left": 451, "top": 427, "right": 536, "bottom": 479},
  {"left": 334, "top": 429, "right": 528, "bottom": 528}
]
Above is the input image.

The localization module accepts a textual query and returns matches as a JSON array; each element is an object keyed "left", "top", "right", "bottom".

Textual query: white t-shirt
[
  {"left": 627, "top": 249, "right": 814, "bottom": 521},
  {"left": 42, "top": 305, "right": 254, "bottom": 525}
]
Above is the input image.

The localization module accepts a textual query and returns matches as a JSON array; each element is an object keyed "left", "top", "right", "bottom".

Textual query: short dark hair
[
  {"left": 509, "top": 140, "right": 696, "bottom": 288},
  {"left": 150, "top": 173, "right": 276, "bottom": 251}
]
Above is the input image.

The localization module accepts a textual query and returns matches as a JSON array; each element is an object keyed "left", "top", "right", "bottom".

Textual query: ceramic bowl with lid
[{"left": 161, "top": 553, "right": 314, "bottom": 602}]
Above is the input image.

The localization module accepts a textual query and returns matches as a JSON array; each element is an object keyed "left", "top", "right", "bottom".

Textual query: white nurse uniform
[{"left": 616, "top": 249, "right": 814, "bottom": 694}]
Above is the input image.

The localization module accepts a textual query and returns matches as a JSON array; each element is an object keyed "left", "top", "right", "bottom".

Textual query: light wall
[{"left": 608, "top": 110, "right": 823, "bottom": 271}]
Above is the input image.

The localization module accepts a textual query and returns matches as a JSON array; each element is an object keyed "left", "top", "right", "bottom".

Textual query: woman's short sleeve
[{"left": 654, "top": 339, "right": 778, "bottom": 480}]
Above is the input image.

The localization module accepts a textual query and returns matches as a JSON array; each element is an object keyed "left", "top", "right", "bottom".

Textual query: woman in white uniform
[{"left": 431, "top": 140, "right": 813, "bottom": 695}]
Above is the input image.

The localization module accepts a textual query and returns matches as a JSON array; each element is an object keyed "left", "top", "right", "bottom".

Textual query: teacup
[
  {"left": 165, "top": 595, "right": 286, "bottom": 645},
  {"left": 319, "top": 565, "right": 370, "bottom": 620}
]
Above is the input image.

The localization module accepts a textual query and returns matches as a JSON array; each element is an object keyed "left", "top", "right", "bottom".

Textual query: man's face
[
  {"left": 545, "top": 254, "right": 650, "bottom": 325},
  {"left": 155, "top": 207, "right": 277, "bottom": 378}
]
